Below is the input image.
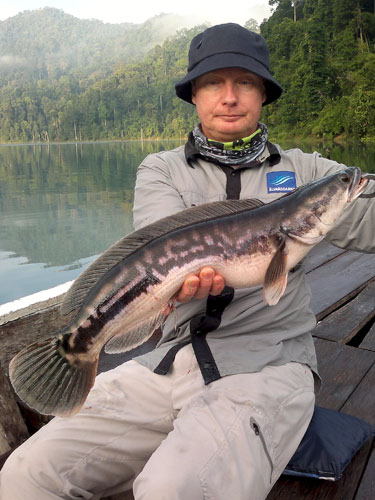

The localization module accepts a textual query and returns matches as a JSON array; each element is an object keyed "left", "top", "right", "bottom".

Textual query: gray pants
[{"left": 0, "top": 345, "right": 315, "bottom": 500}]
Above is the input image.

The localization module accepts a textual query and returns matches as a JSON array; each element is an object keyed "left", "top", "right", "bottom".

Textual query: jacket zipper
[{"left": 250, "top": 417, "right": 274, "bottom": 483}]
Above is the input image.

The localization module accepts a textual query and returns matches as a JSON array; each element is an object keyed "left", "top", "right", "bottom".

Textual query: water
[
  {"left": 0, "top": 139, "right": 374, "bottom": 307},
  {"left": 0, "top": 140, "right": 183, "bottom": 306}
]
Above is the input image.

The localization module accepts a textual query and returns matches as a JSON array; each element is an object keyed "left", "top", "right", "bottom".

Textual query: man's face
[{"left": 192, "top": 68, "right": 266, "bottom": 142}]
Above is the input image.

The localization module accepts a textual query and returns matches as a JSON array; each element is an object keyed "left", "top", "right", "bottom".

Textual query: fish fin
[
  {"left": 60, "top": 198, "right": 266, "bottom": 316},
  {"left": 170, "top": 297, "right": 178, "bottom": 332},
  {"left": 263, "top": 235, "right": 288, "bottom": 306},
  {"left": 104, "top": 311, "right": 166, "bottom": 354},
  {"left": 9, "top": 337, "right": 98, "bottom": 417},
  {"left": 238, "top": 199, "right": 265, "bottom": 209}
]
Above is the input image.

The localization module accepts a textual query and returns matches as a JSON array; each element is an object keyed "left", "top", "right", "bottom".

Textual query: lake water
[{"left": 0, "top": 139, "right": 374, "bottom": 307}]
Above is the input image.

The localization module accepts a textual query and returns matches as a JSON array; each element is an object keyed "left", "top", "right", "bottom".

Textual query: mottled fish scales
[{"left": 60, "top": 198, "right": 264, "bottom": 316}]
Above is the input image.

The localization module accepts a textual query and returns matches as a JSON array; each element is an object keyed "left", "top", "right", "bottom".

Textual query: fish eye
[{"left": 340, "top": 174, "right": 350, "bottom": 184}]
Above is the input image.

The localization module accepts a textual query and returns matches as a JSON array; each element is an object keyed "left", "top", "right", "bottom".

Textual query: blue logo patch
[{"left": 267, "top": 171, "right": 296, "bottom": 193}]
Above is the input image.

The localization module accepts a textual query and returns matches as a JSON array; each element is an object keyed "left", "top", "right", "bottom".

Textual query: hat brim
[{"left": 175, "top": 52, "right": 282, "bottom": 106}]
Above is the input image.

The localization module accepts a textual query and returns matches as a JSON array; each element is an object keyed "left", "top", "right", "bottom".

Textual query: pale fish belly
[
  {"left": 101, "top": 251, "right": 269, "bottom": 340},
  {"left": 284, "top": 238, "right": 316, "bottom": 270},
  {"left": 96, "top": 255, "right": 225, "bottom": 341},
  {"left": 214, "top": 251, "right": 273, "bottom": 288}
]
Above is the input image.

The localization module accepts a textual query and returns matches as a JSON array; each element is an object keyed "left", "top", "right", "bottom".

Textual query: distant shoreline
[
  {"left": 0, "top": 138, "right": 187, "bottom": 147},
  {"left": 1, "top": 134, "right": 373, "bottom": 148}
]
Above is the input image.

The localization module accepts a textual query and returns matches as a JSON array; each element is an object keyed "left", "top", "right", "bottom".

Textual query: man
[{"left": 1, "top": 23, "right": 374, "bottom": 500}]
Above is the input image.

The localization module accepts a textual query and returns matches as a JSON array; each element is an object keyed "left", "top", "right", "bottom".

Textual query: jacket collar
[{"left": 184, "top": 131, "right": 281, "bottom": 169}]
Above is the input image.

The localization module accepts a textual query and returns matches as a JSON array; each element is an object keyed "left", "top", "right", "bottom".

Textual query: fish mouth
[
  {"left": 346, "top": 167, "right": 369, "bottom": 201},
  {"left": 358, "top": 173, "right": 375, "bottom": 199}
]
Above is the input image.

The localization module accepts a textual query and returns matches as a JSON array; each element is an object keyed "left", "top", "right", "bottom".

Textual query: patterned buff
[{"left": 192, "top": 122, "right": 269, "bottom": 166}]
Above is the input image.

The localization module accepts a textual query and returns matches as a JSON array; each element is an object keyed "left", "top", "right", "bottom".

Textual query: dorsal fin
[{"left": 60, "top": 198, "right": 265, "bottom": 315}]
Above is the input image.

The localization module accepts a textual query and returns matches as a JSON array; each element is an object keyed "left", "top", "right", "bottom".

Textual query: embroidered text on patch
[{"left": 267, "top": 171, "right": 297, "bottom": 193}]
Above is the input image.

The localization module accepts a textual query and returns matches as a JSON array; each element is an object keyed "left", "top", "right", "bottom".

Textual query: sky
[{"left": 0, "top": 1, "right": 272, "bottom": 26}]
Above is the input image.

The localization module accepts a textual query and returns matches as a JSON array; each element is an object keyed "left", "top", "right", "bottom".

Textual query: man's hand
[{"left": 176, "top": 267, "right": 225, "bottom": 303}]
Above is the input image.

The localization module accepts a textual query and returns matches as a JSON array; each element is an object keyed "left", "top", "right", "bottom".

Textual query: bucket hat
[{"left": 175, "top": 23, "right": 282, "bottom": 106}]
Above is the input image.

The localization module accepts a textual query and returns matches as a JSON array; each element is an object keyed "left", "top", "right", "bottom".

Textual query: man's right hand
[{"left": 176, "top": 267, "right": 225, "bottom": 303}]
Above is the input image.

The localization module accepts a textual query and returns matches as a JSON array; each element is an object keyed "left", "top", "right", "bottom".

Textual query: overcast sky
[{"left": 0, "top": 1, "right": 272, "bottom": 25}]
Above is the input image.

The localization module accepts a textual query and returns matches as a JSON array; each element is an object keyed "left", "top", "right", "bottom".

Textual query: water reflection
[{"left": 0, "top": 140, "right": 182, "bottom": 304}]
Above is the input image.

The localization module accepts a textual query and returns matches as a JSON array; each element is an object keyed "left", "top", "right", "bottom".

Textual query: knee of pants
[
  {"left": 133, "top": 461, "right": 203, "bottom": 500},
  {"left": 1, "top": 438, "right": 67, "bottom": 494}
]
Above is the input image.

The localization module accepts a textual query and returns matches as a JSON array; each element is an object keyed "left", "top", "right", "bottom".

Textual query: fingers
[
  {"left": 209, "top": 273, "right": 225, "bottom": 296},
  {"left": 176, "top": 267, "right": 225, "bottom": 303},
  {"left": 194, "top": 267, "right": 222, "bottom": 299},
  {"left": 176, "top": 275, "right": 200, "bottom": 303}
]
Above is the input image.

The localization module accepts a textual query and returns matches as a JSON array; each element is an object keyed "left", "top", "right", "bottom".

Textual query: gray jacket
[{"left": 132, "top": 142, "right": 375, "bottom": 384}]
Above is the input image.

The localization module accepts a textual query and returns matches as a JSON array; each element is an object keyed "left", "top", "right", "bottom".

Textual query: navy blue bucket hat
[{"left": 175, "top": 23, "right": 282, "bottom": 106}]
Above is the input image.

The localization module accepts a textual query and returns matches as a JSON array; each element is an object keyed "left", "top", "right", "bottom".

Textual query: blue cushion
[{"left": 283, "top": 406, "right": 375, "bottom": 480}]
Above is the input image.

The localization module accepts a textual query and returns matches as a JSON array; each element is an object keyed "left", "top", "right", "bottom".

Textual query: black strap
[
  {"left": 154, "top": 287, "right": 234, "bottom": 383},
  {"left": 154, "top": 340, "right": 191, "bottom": 375},
  {"left": 205, "top": 286, "right": 235, "bottom": 321},
  {"left": 191, "top": 287, "right": 234, "bottom": 384},
  {"left": 219, "top": 164, "right": 242, "bottom": 200},
  {"left": 267, "top": 141, "right": 281, "bottom": 166},
  {"left": 190, "top": 314, "right": 222, "bottom": 384}
]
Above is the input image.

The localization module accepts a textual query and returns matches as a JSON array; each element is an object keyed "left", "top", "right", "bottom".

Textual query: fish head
[
  {"left": 281, "top": 167, "right": 369, "bottom": 243},
  {"left": 320, "top": 166, "right": 369, "bottom": 205}
]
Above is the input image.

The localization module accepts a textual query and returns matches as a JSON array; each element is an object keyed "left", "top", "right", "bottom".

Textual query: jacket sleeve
[
  {"left": 132, "top": 153, "right": 187, "bottom": 230},
  {"left": 311, "top": 153, "right": 375, "bottom": 253}
]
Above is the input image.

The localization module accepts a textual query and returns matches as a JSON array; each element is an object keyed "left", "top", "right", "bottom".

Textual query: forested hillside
[
  {"left": 1, "top": 1, "right": 374, "bottom": 143},
  {"left": 0, "top": 7, "right": 192, "bottom": 82},
  {"left": 261, "top": 0, "right": 375, "bottom": 140}
]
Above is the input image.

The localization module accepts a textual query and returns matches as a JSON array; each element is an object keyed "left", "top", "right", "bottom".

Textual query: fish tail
[{"left": 9, "top": 336, "right": 98, "bottom": 417}]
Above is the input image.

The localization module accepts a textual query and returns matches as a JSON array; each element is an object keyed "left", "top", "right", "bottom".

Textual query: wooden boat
[{"left": 1, "top": 240, "right": 375, "bottom": 500}]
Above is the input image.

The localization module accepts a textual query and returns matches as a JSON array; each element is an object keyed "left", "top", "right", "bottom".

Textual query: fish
[{"left": 9, "top": 167, "right": 371, "bottom": 417}]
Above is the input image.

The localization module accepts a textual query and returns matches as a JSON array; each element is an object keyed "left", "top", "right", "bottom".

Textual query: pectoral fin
[
  {"left": 104, "top": 309, "right": 167, "bottom": 354},
  {"left": 263, "top": 235, "right": 288, "bottom": 306}
]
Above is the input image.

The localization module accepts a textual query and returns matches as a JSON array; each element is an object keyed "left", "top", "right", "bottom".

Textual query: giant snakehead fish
[{"left": 8, "top": 167, "right": 375, "bottom": 417}]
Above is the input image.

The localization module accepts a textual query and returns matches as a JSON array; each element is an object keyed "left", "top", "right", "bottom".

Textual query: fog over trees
[{"left": 1, "top": 1, "right": 374, "bottom": 143}]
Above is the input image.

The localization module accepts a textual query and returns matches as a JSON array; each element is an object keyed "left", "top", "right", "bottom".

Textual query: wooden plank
[
  {"left": 314, "top": 339, "right": 375, "bottom": 410},
  {"left": 266, "top": 439, "right": 373, "bottom": 500},
  {"left": 313, "top": 280, "right": 375, "bottom": 344},
  {"left": 307, "top": 252, "right": 375, "bottom": 319},
  {"left": 304, "top": 240, "right": 346, "bottom": 274},
  {"left": 340, "top": 362, "right": 375, "bottom": 425},
  {"left": 0, "top": 361, "right": 29, "bottom": 455},
  {"left": 341, "top": 361, "right": 375, "bottom": 500},
  {"left": 359, "top": 321, "right": 375, "bottom": 352},
  {"left": 355, "top": 442, "right": 375, "bottom": 500}
]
